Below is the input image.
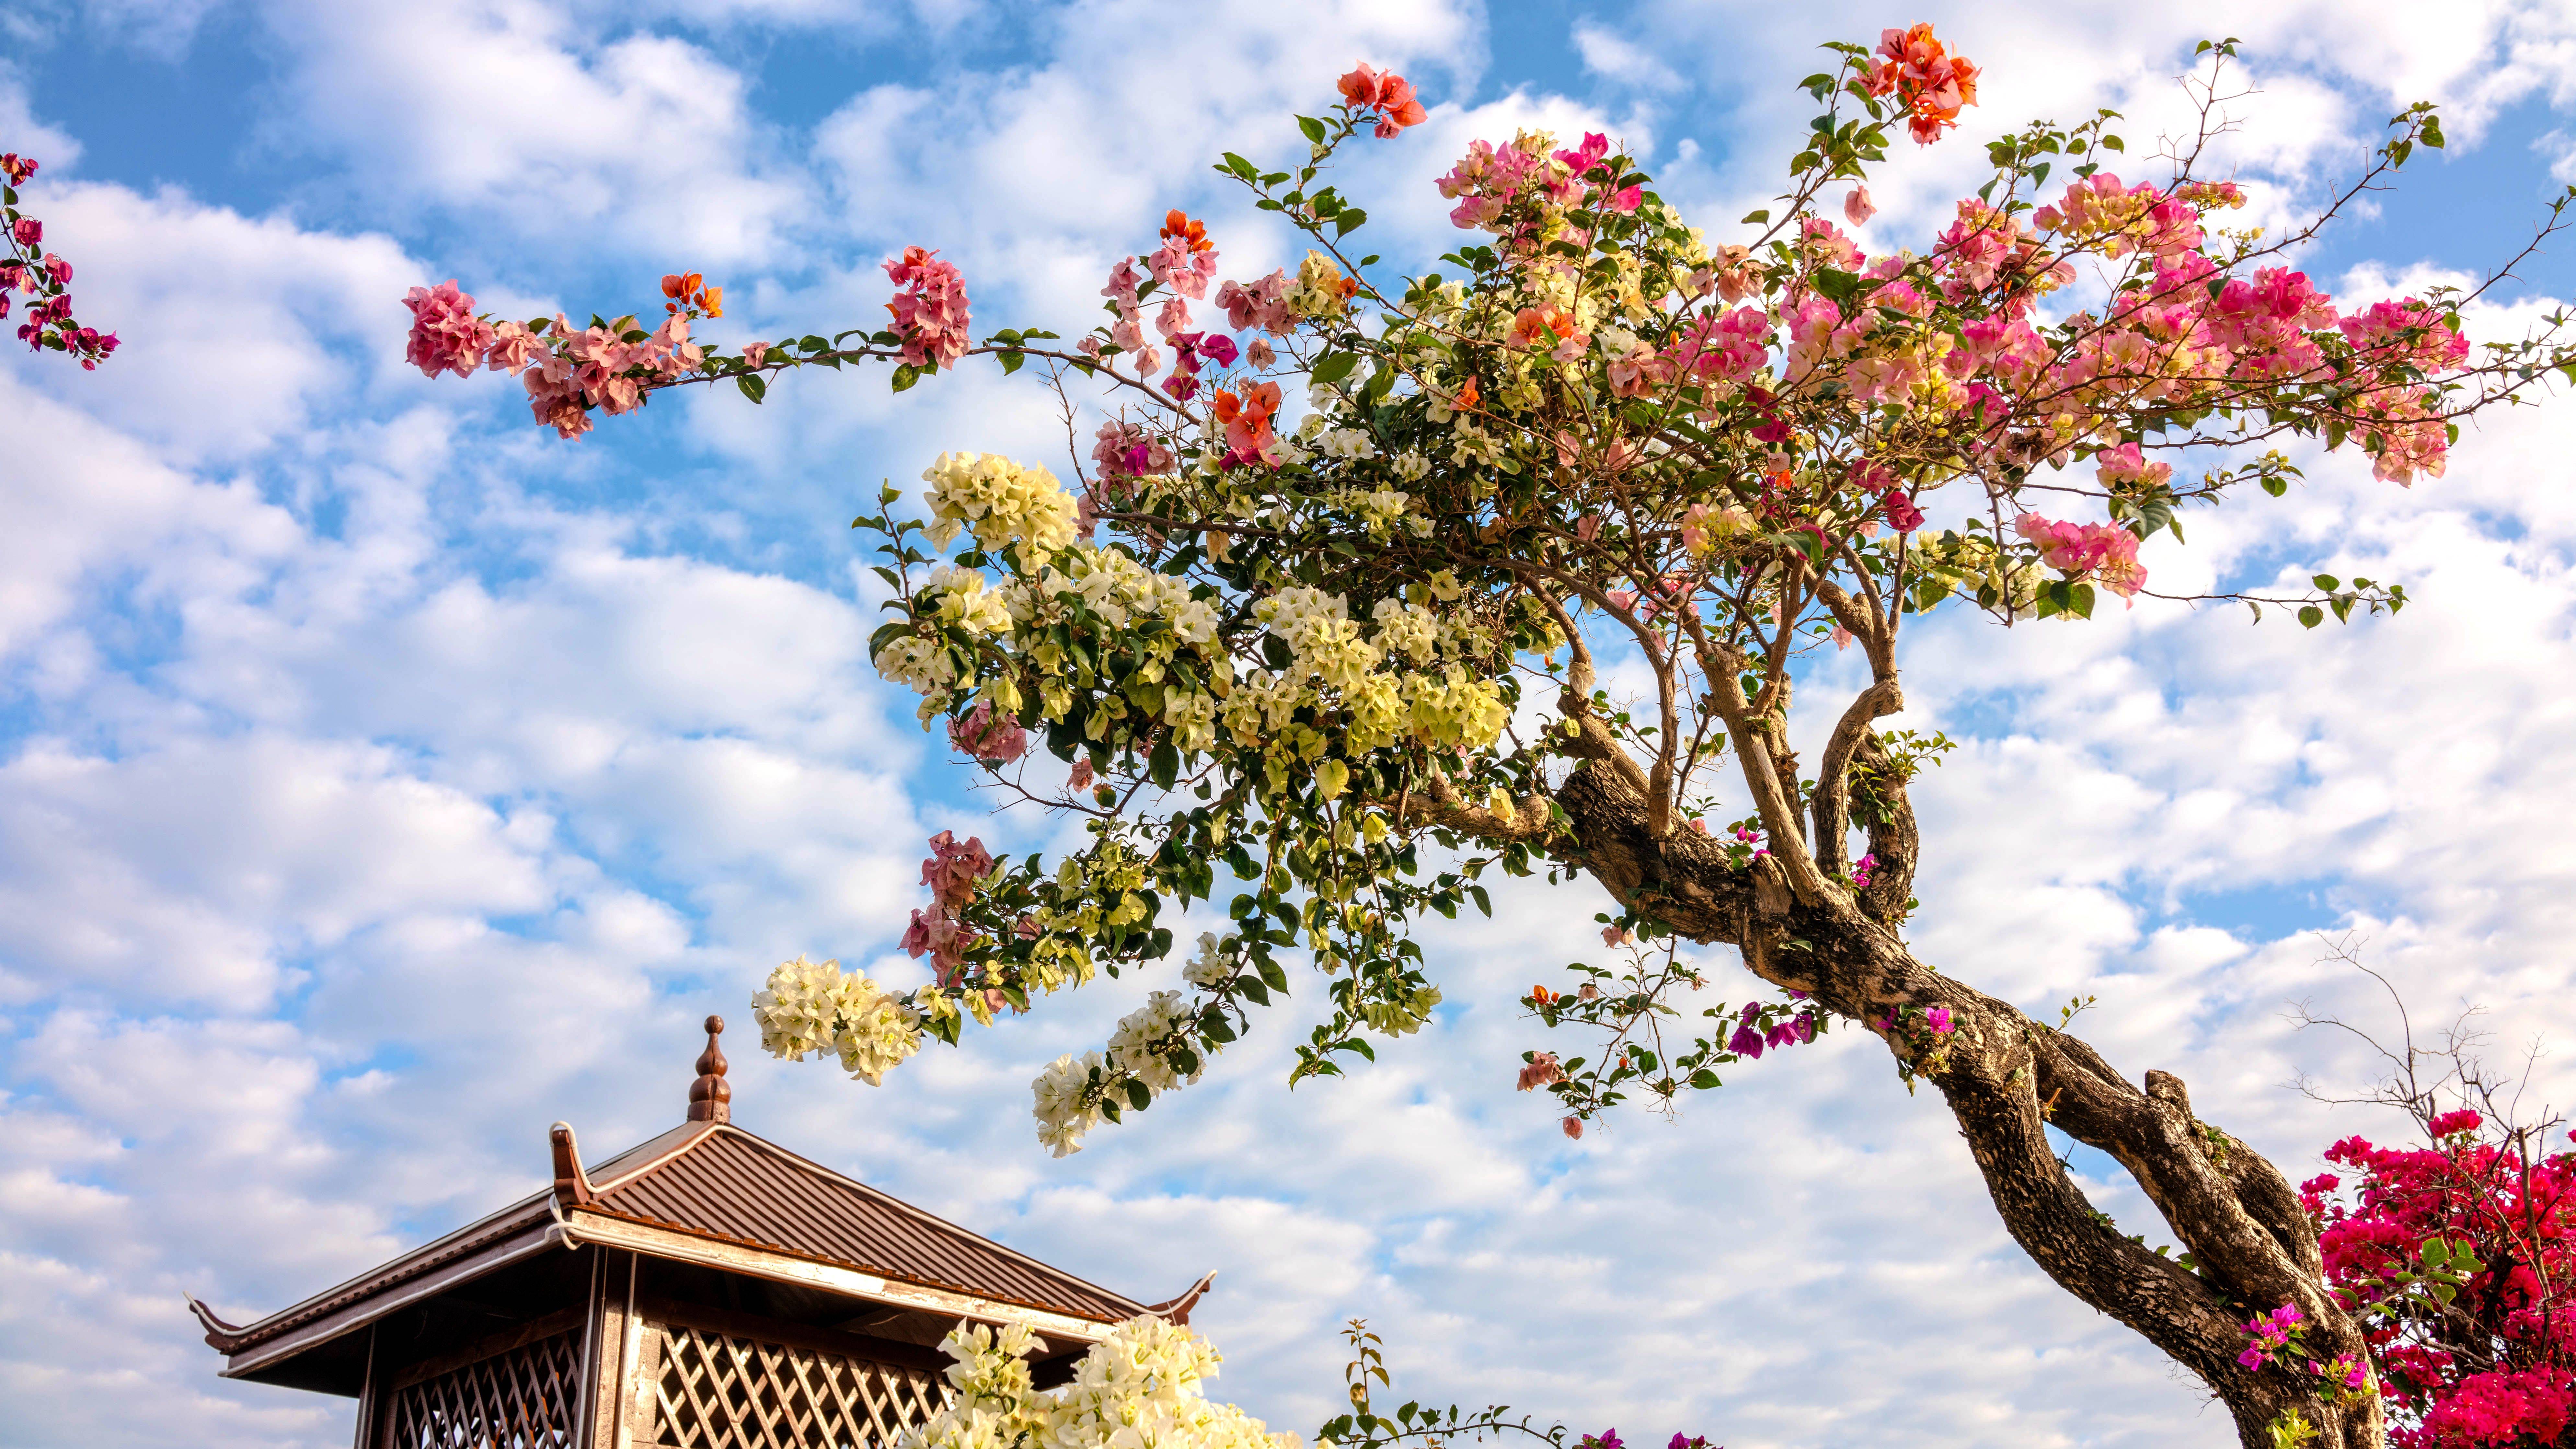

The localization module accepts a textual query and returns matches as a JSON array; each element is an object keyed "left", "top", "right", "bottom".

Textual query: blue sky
[{"left": 6, "top": 2, "right": 2576, "bottom": 1447}]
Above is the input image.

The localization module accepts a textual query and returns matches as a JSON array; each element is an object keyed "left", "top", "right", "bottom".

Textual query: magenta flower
[{"left": 1926, "top": 1006, "right": 1954, "bottom": 1034}]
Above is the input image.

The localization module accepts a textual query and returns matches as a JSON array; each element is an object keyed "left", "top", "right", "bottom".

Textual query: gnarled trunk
[{"left": 1548, "top": 754, "right": 2384, "bottom": 1448}]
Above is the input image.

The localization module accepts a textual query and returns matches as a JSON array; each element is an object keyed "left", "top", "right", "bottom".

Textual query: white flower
[
  {"left": 899, "top": 1316, "right": 1297, "bottom": 1449},
  {"left": 922, "top": 452, "right": 1079, "bottom": 558},
  {"left": 750, "top": 956, "right": 924, "bottom": 1086},
  {"left": 875, "top": 635, "right": 958, "bottom": 696},
  {"left": 1391, "top": 450, "right": 1430, "bottom": 482},
  {"left": 1105, "top": 990, "right": 1202, "bottom": 1094},
  {"left": 1031, "top": 1051, "right": 1106, "bottom": 1157},
  {"left": 1317, "top": 428, "right": 1379, "bottom": 460},
  {"left": 1182, "top": 933, "right": 1235, "bottom": 989}
]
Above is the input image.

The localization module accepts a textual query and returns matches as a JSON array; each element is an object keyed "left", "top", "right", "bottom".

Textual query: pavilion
[{"left": 190, "top": 1016, "right": 1213, "bottom": 1449}]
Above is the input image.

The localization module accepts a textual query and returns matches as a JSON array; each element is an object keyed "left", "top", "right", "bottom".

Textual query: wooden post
[
  {"left": 586, "top": 1249, "right": 638, "bottom": 1449},
  {"left": 348, "top": 1323, "right": 379, "bottom": 1449}
]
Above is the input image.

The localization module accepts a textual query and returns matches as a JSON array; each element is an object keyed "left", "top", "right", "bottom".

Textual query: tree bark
[{"left": 1545, "top": 755, "right": 2386, "bottom": 1449}]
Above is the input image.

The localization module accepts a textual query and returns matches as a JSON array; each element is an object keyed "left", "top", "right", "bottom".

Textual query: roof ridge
[
  {"left": 585, "top": 1119, "right": 723, "bottom": 1194},
  {"left": 704, "top": 1128, "right": 1149, "bottom": 1314}
]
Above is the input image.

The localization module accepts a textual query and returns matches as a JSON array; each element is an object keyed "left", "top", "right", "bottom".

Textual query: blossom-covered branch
[{"left": 3, "top": 151, "right": 118, "bottom": 369}]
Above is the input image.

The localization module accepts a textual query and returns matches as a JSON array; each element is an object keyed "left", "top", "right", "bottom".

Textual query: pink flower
[
  {"left": 2092, "top": 442, "right": 2173, "bottom": 490},
  {"left": 1101, "top": 258, "right": 1143, "bottom": 309},
  {"left": 1068, "top": 758, "right": 1096, "bottom": 790},
  {"left": 920, "top": 830, "right": 995, "bottom": 909},
  {"left": 947, "top": 699, "right": 1029, "bottom": 765},
  {"left": 1882, "top": 492, "right": 1925, "bottom": 532},
  {"left": 2017, "top": 513, "right": 2149, "bottom": 599},
  {"left": 2430, "top": 1108, "right": 2484, "bottom": 1138},
  {"left": 1147, "top": 236, "right": 1220, "bottom": 302},
  {"left": 11, "top": 216, "right": 38, "bottom": 246},
  {"left": 402, "top": 280, "right": 497, "bottom": 381},
  {"left": 481, "top": 321, "right": 547, "bottom": 375},
  {"left": 1844, "top": 186, "right": 1878, "bottom": 225},
  {"left": 1517, "top": 1052, "right": 1566, "bottom": 1091},
  {"left": 1339, "top": 64, "right": 1428, "bottom": 135},
  {"left": 742, "top": 340, "right": 770, "bottom": 368},
  {"left": 1601, "top": 924, "right": 1630, "bottom": 945},
  {"left": 1561, "top": 1115, "right": 1584, "bottom": 1140},
  {"left": 884, "top": 245, "right": 972, "bottom": 368},
  {"left": 1925, "top": 1006, "right": 1953, "bottom": 1034},
  {"left": 902, "top": 901, "right": 975, "bottom": 977}
]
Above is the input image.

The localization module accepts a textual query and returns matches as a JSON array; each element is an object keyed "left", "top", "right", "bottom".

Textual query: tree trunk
[{"left": 1548, "top": 756, "right": 2386, "bottom": 1448}]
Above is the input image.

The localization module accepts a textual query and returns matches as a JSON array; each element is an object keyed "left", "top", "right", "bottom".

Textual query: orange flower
[
  {"left": 1160, "top": 209, "right": 1213, "bottom": 253},
  {"left": 661, "top": 272, "right": 702, "bottom": 299},
  {"left": 699, "top": 285, "right": 722, "bottom": 319},
  {"left": 1457, "top": 375, "right": 1480, "bottom": 410}
]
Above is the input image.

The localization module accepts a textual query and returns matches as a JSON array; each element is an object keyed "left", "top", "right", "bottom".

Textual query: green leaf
[
  {"left": 2298, "top": 605, "right": 2325, "bottom": 628},
  {"left": 1740, "top": 208, "right": 1770, "bottom": 225},
  {"left": 1468, "top": 884, "right": 1492, "bottom": 917},
  {"left": 2313, "top": 574, "right": 2341, "bottom": 592},
  {"left": 1150, "top": 741, "right": 1179, "bottom": 790},
  {"left": 891, "top": 364, "right": 921, "bottom": 392},
  {"left": 736, "top": 373, "right": 768, "bottom": 403},
  {"left": 1256, "top": 955, "right": 1291, "bottom": 992},
  {"left": 1311, "top": 351, "right": 1361, "bottom": 386},
  {"left": 1296, "top": 115, "right": 1328, "bottom": 144},
  {"left": 1124, "top": 1078, "right": 1154, "bottom": 1110},
  {"left": 1335, "top": 208, "right": 1370, "bottom": 237},
  {"left": 1810, "top": 268, "right": 1862, "bottom": 303}
]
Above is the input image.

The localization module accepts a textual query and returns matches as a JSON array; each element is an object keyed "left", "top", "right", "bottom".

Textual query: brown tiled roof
[
  {"left": 196, "top": 1120, "right": 1146, "bottom": 1359},
  {"left": 584, "top": 1127, "right": 1144, "bottom": 1325}
]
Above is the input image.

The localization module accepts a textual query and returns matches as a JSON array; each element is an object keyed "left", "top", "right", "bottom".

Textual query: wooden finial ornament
[{"left": 687, "top": 1014, "right": 731, "bottom": 1123}]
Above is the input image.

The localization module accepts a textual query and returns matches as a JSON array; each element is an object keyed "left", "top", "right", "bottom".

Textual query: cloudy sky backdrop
[{"left": 6, "top": 1, "right": 2576, "bottom": 1445}]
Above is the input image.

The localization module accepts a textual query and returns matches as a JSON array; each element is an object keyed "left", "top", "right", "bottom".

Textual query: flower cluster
[
  {"left": 2240, "top": 1302, "right": 2304, "bottom": 1370},
  {"left": 749, "top": 954, "right": 925, "bottom": 1085},
  {"left": 1336, "top": 64, "right": 1428, "bottom": 138},
  {"left": 2303, "top": 1114, "right": 2576, "bottom": 1446},
  {"left": 1863, "top": 23, "right": 1980, "bottom": 144},
  {"left": 887, "top": 246, "right": 971, "bottom": 369},
  {"left": 901, "top": 1315, "right": 1294, "bottom": 1449},
  {"left": 3, "top": 152, "right": 117, "bottom": 368},
  {"left": 401, "top": 279, "right": 709, "bottom": 438},
  {"left": 907, "top": 830, "right": 997, "bottom": 985},
  {"left": 921, "top": 452, "right": 1082, "bottom": 559},
  {"left": 2013, "top": 513, "right": 2148, "bottom": 599}
]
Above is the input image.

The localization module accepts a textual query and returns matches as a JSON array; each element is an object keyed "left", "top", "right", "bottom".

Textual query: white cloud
[{"left": 1573, "top": 20, "right": 1683, "bottom": 94}]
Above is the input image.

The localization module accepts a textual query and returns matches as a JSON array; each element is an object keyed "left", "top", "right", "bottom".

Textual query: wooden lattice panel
[
  {"left": 641, "top": 1322, "right": 946, "bottom": 1449},
  {"left": 387, "top": 1328, "right": 581, "bottom": 1448}
]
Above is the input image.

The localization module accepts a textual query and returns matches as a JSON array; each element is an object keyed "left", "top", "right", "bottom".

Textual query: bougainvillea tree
[{"left": 410, "top": 28, "right": 2576, "bottom": 1447}]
